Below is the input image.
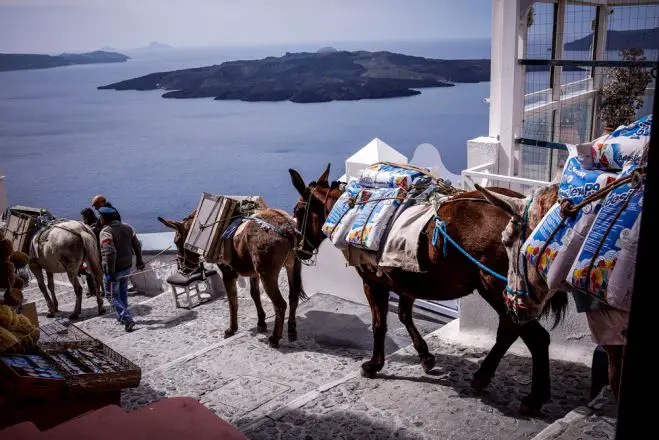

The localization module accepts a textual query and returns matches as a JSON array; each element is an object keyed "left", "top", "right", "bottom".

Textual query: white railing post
[
  {"left": 489, "top": 0, "right": 528, "bottom": 177},
  {"left": 0, "top": 175, "right": 7, "bottom": 215}
]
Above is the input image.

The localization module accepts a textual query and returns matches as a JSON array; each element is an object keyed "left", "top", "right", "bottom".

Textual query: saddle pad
[{"left": 378, "top": 203, "right": 436, "bottom": 273}]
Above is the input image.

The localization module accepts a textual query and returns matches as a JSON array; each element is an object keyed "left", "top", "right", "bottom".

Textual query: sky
[{"left": 0, "top": 0, "right": 493, "bottom": 53}]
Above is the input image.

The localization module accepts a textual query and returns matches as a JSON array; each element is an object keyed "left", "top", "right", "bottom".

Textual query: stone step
[
  {"left": 241, "top": 331, "right": 592, "bottom": 440},
  {"left": 119, "top": 293, "right": 441, "bottom": 429}
]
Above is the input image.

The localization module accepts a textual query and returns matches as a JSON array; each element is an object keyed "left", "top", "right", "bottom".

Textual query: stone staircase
[{"left": 14, "top": 260, "right": 595, "bottom": 439}]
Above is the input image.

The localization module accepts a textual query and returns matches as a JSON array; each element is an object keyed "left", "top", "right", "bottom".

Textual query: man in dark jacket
[{"left": 99, "top": 206, "right": 144, "bottom": 332}]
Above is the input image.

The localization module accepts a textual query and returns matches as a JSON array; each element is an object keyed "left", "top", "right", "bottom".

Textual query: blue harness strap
[
  {"left": 432, "top": 214, "right": 508, "bottom": 283},
  {"left": 432, "top": 198, "right": 533, "bottom": 296}
]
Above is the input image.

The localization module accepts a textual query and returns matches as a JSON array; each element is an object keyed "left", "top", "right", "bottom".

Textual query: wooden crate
[
  {"left": 3, "top": 211, "right": 34, "bottom": 254},
  {"left": 0, "top": 354, "right": 67, "bottom": 399},
  {"left": 38, "top": 340, "right": 141, "bottom": 392},
  {"left": 184, "top": 193, "right": 237, "bottom": 259}
]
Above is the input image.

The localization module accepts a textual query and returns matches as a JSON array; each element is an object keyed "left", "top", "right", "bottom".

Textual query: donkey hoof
[
  {"left": 46, "top": 311, "right": 55, "bottom": 318},
  {"left": 519, "top": 395, "right": 546, "bottom": 415},
  {"left": 268, "top": 336, "right": 280, "bottom": 348},
  {"left": 360, "top": 361, "right": 382, "bottom": 379},
  {"left": 98, "top": 306, "right": 106, "bottom": 315},
  {"left": 471, "top": 377, "right": 489, "bottom": 392},
  {"left": 257, "top": 322, "right": 267, "bottom": 333},
  {"left": 69, "top": 314, "right": 80, "bottom": 321},
  {"left": 288, "top": 330, "right": 298, "bottom": 342},
  {"left": 224, "top": 329, "right": 236, "bottom": 339},
  {"left": 421, "top": 354, "right": 436, "bottom": 373}
]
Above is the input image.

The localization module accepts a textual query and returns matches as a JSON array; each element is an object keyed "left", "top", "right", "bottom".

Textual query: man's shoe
[{"left": 125, "top": 321, "right": 135, "bottom": 332}]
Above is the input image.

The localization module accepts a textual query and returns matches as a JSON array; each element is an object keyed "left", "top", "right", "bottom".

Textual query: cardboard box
[{"left": 21, "top": 302, "right": 38, "bottom": 328}]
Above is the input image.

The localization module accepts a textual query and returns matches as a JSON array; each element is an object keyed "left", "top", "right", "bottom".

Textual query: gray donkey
[{"left": 29, "top": 220, "right": 106, "bottom": 319}]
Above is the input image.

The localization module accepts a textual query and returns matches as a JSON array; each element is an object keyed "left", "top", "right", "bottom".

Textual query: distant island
[
  {"left": 99, "top": 50, "right": 490, "bottom": 103},
  {"left": 564, "top": 27, "right": 659, "bottom": 51},
  {"left": 0, "top": 50, "right": 130, "bottom": 72},
  {"left": 134, "top": 41, "right": 173, "bottom": 51}
]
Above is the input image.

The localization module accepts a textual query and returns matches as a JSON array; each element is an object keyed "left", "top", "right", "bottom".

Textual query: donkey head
[
  {"left": 157, "top": 212, "right": 199, "bottom": 273},
  {"left": 475, "top": 184, "right": 556, "bottom": 323},
  {"left": 288, "top": 164, "right": 338, "bottom": 259}
]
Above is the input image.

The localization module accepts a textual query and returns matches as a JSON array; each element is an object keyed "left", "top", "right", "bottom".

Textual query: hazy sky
[{"left": 0, "top": 0, "right": 492, "bottom": 53}]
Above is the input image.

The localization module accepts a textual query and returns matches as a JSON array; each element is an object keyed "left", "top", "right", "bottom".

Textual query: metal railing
[{"left": 461, "top": 161, "right": 553, "bottom": 194}]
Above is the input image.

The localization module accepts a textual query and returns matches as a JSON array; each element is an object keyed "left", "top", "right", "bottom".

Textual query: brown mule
[
  {"left": 476, "top": 183, "right": 625, "bottom": 401},
  {"left": 289, "top": 164, "right": 567, "bottom": 413},
  {"left": 158, "top": 208, "right": 305, "bottom": 347}
]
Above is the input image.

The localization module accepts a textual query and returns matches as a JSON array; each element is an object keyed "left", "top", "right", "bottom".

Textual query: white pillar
[
  {"left": 0, "top": 175, "right": 7, "bottom": 214},
  {"left": 488, "top": 0, "right": 528, "bottom": 176}
]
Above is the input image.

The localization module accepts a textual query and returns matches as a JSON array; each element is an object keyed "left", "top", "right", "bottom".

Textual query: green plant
[{"left": 599, "top": 48, "right": 652, "bottom": 130}]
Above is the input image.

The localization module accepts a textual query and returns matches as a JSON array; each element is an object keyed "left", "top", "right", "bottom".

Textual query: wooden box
[
  {"left": 0, "top": 353, "right": 67, "bottom": 399},
  {"left": 38, "top": 341, "right": 141, "bottom": 392},
  {"left": 184, "top": 193, "right": 237, "bottom": 258},
  {"left": 38, "top": 323, "right": 141, "bottom": 392},
  {"left": 3, "top": 211, "right": 35, "bottom": 254}
]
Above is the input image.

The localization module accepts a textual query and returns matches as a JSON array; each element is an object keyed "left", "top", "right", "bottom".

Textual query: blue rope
[
  {"left": 432, "top": 218, "right": 449, "bottom": 257},
  {"left": 431, "top": 214, "right": 528, "bottom": 296}
]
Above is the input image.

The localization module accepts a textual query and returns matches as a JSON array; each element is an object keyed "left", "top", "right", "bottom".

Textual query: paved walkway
[{"left": 22, "top": 260, "right": 597, "bottom": 439}]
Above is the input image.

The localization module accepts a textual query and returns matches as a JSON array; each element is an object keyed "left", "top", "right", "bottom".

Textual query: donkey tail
[
  {"left": 293, "top": 257, "right": 308, "bottom": 301},
  {"left": 80, "top": 226, "right": 103, "bottom": 292},
  {"left": 540, "top": 290, "right": 568, "bottom": 330}
]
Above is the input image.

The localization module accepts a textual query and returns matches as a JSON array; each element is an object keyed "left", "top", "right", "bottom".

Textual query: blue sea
[{"left": 0, "top": 39, "right": 491, "bottom": 232}]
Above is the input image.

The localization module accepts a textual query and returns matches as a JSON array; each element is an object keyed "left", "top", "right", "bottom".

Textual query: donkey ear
[
  {"left": 289, "top": 169, "right": 307, "bottom": 197},
  {"left": 318, "top": 163, "right": 331, "bottom": 184},
  {"left": 158, "top": 217, "right": 182, "bottom": 231},
  {"left": 474, "top": 184, "right": 526, "bottom": 217}
]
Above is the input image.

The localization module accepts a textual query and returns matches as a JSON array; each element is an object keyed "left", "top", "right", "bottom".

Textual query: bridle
[
  {"left": 505, "top": 196, "right": 542, "bottom": 321},
  {"left": 294, "top": 182, "right": 335, "bottom": 264},
  {"left": 173, "top": 216, "right": 201, "bottom": 274}
]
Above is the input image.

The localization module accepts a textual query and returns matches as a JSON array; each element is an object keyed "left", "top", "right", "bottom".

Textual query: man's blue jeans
[{"left": 104, "top": 267, "right": 134, "bottom": 324}]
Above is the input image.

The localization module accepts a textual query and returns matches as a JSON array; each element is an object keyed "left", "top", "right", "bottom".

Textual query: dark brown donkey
[
  {"left": 158, "top": 208, "right": 305, "bottom": 347},
  {"left": 289, "top": 164, "right": 567, "bottom": 413}
]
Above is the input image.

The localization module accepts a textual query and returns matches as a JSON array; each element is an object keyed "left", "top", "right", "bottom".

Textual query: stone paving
[
  {"left": 531, "top": 388, "right": 617, "bottom": 440},
  {"left": 22, "top": 258, "right": 600, "bottom": 439}
]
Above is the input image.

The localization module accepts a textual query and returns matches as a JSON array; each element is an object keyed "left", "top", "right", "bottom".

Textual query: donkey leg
[
  {"left": 46, "top": 272, "right": 59, "bottom": 313},
  {"left": 286, "top": 264, "right": 300, "bottom": 342},
  {"left": 361, "top": 281, "right": 389, "bottom": 378},
  {"left": 472, "top": 317, "right": 519, "bottom": 391},
  {"left": 602, "top": 344, "right": 624, "bottom": 400},
  {"left": 261, "top": 272, "right": 287, "bottom": 348},
  {"left": 397, "top": 295, "right": 435, "bottom": 373},
  {"left": 221, "top": 267, "right": 239, "bottom": 338},
  {"left": 249, "top": 277, "right": 267, "bottom": 332},
  {"left": 66, "top": 271, "right": 84, "bottom": 320},
  {"left": 518, "top": 320, "right": 551, "bottom": 414},
  {"left": 30, "top": 265, "right": 56, "bottom": 317}
]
